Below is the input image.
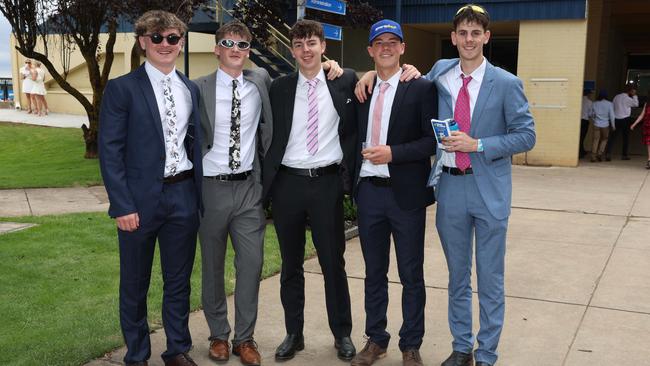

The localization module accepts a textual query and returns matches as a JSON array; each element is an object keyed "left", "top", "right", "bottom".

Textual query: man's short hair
[
  {"left": 624, "top": 83, "right": 636, "bottom": 92},
  {"left": 134, "top": 10, "right": 187, "bottom": 38},
  {"left": 289, "top": 19, "right": 324, "bottom": 43},
  {"left": 215, "top": 20, "right": 253, "bottom": 44},
  {"left": 453, "top": 3, "right": 490, "bottom": 31}
]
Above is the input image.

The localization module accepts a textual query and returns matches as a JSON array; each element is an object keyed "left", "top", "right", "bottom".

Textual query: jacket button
[
  {"left": 160, "top": 155, "right": 165, "bottom": 161},
  {"left": 207, "top": 145, "right": 212, "bottom": 149}
]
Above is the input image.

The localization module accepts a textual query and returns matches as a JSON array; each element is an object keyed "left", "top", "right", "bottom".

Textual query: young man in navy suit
[
  {"left": 351, "top": 19, "right": 437, "bottom": 366},
  {"left": 262, "top": 19, "right": 358, "bottom": 362},
  {"left": 99, "top": 10, "right": 203, "bottom": 366}
]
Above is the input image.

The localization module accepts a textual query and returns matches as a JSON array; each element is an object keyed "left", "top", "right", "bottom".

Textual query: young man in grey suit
[
  {"left": 194, "top": 21, "right": 271, "bottom": 366},
  {"left": 194, "top": 20, "right": 344, "bottom": 366},
  {"left": 426, "top": 5, "right": 535, "bottom": 366}
]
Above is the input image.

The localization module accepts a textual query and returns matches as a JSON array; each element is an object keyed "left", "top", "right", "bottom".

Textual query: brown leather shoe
[
  {"left": 402, "top": 349, "right": 423, "bottom": 366},
  {"left": 164, "top": 353, "right": 197, "bottom": 366},
  {"left": 351, "top": 340, "right": 387, "bottom": 366},
  {"left": 208, "top": 339, "right": 230, "bottom": 362},
  {"left": 233, "top": 340, "right": 261, "bottom": 366}
]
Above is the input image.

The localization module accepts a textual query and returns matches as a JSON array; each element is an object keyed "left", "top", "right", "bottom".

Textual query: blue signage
[
  {"left": 306, "top": 0, "right": 346, "bottom": 16},
  {"left": 322, "top": 23, "right": 342, "bottom": 41}
]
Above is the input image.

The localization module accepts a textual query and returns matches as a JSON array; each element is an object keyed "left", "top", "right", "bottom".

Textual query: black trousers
[
  {"left": 271, "top": 170, "right": 352, "bottom": 337},
  {"left": 579, "top": 119, "right": 590, "bottom": 157},
  {"left": 606, "top": 117, "right": 632, "bottom": 157}
]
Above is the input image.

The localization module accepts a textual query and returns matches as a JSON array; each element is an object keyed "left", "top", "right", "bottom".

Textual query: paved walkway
[
  {"left": 0, "top": 108, "right": 88, "bottom": 128},
  {"left": 2, "top": 156, "right": 649, "bottom": 365}
]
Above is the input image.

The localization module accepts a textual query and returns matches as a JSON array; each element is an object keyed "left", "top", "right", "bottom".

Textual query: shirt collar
[
  {"left": 298, "top": 68, "right": 326, "bottom": 87},
  {"left": 376, "top": 68, "right": 403, "bottom": 90},
  {"left": 454, "top": 57, "right": 487, "bottom": 85},
  {"left": 145, "top": 61, "right": 177, "bottom": 85},
  {"left": 217, "top": 68, "right": 244, "bottom": 86}
]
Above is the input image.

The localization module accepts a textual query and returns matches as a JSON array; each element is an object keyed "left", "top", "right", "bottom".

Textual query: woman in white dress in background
[
  {"left": 30, "top": 61, "right": 49, "bottom": 116},
  {"left": 20, "top": 59, "right": 34, "bottom": 113}
]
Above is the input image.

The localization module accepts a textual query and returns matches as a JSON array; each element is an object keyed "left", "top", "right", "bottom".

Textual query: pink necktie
[
  {"left": 454, "top": 75, "right": 472, "bottom": 171},
  {"left": 306, "top": 79, "right": 319, "bottom": 155},
  {"left": 371, "top": 82, "right": 390, "bottom": 146}
]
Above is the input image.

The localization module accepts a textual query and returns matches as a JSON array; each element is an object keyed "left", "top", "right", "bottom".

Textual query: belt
[
  {"left": 205, "top": 171, "right": 251, "bottom": 181},
  {"left": 163, "top": 169, "right": 194, "bottom": 184},
  {"left": 442, "top": 166, "right": 473, "bottom": 175},
  {"left": 361, "top": 176, "right": 391, "bottom": 187},
  {"left": 279, "top": 164, "right": 339, "bottom": 177}
]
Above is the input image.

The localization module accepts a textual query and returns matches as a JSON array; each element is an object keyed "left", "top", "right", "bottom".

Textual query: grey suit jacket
[
  {"left": 193, "top": 67, "right": 273, "bottom": 183},
  {"left": 425, "top": 58, "right": 536, "bottom": 220}
]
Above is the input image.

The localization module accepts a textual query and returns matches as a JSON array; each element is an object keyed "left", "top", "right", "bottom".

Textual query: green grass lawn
[
  {"left": 0, "top": 213, "right": 312, "bottom": 366},
  {"left": 0, "top": 122, "right": 102, "bottom": 189}
]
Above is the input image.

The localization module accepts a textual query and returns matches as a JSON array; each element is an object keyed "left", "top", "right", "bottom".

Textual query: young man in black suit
[
  {"left": 351, "top": 19, "right": 437, "bottom": 366},
  {"left": 262, "top": 19, "right": 358, "bottom": 362}
]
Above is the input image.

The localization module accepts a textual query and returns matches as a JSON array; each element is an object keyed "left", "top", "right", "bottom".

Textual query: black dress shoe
[
  {"left": 275, "top": 333, "right": 304, "bottom": 361},
  {"left": 334, "top": 336, "right": 356, "bottom": 361},
  {"left": 441, "top": 350, "right": 473, "bottom": 366},
  {"left": 475, "top": 362, "right": 493, "bottom": 366}
]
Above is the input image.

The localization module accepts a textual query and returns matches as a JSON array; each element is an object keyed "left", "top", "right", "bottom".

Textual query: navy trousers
[
  {"left": 356, "top": 180, "right": 426, "bottom": 351},
  {"left": 117, "top": 178, "right": 199, "bottom": 363}
]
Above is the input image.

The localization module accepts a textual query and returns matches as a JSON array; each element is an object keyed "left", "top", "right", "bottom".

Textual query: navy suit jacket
[
  {"left": 99, "top": 64, "right": 203, "bottom": 224},
  {"left": 353, "top": 77, "right": 437, "bottom": 210}
]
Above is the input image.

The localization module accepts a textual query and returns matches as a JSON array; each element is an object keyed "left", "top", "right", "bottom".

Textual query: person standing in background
[
  {"left": 579, "top": 89, "right": 593, "bottom": 158},
  {"left": 20, "top": 59, "right": 33, "bottom": 113},
  {"left": 607, "top": 84, "right": 638, "bottom": 160},
  {"left": 590, "top": 89, "right": 616, "bottom": 162}
]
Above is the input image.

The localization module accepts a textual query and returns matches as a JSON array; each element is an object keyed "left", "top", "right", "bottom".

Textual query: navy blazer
[
  {"left": 354, "top": 77, "right": 437, "bottom": 210},
  {"left": 99, "top": 64, "right": 203, "bottom": 224}
]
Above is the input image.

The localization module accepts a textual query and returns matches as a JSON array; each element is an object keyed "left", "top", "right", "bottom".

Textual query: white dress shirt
[
  {"left": 282, "top": 68, "right": 343, "bottom": 168},
  {"left": 360, "top": 69, "right": 402, "bottom": 178},
  {"left": 203, "top": 69, "right": 262, "bottom": 175},
  {"left": 581, "top": 96, "right": 593, "bottom": 120},
  {"left": 438, "top": 57, "right": 487, "bottom": 168},
  {"left": 145, "top": 62, "right": 193, "bottom": 177},
  {"left": 612, "top": 92, "right": 639, "bottom": 119},
  {"left": 591, "top": 99, "right": 615, "bottom": 128}
]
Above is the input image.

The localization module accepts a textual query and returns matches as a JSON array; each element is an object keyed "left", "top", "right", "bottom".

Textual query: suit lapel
[
  {"left": 471, "top": 61, "right": 495, "bottom": 134},
  {"left": 202, "top": 71, "right": 217, "bottom": 139},
  {"left": 387, "top": 80, "right": 409, "bottom": 137},
  {"left": 326, "top": 78, "right": 344, "bottom": 124},
  {"left": 437, "top": 59, "right": 459, "bottom": 113},
  {"left": 282, "top": 73, "right": 299, "bottom": 143},
  {"left": 135, "top": 65, "right": 164, "bottom": 143}
]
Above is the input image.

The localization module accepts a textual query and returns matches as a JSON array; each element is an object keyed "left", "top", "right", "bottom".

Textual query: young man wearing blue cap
[{"left": 351, "top": 19, "right": 437, "bottom": 366}]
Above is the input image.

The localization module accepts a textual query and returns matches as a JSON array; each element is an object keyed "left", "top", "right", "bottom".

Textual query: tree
[{"left": 0, "top": 0, "right": 210, "bottom": 158}]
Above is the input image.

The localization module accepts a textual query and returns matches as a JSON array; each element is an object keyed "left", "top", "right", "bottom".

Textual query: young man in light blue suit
[{"left": 426, "top": 4, "right": 535, "bottom": 366}]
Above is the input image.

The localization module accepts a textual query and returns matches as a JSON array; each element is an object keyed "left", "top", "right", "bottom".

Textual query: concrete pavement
[
  {"left": 2, "top": 156, "right": 649, "bottom": 365},
  {"left": 0, "top": 108, "right": 88, "bottom": 128}
]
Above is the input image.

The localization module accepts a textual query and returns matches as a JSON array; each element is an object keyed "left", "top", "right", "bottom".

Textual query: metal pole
[
  {"left": 297, "top": 0, "right": 306, "bottom": 20},
  {"left": 396, "top": 0, "right": 402, "bottom": 23}
]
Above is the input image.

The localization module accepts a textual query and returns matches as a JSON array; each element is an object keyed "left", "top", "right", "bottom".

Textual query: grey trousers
[{"left": 198, "top": 175, "right": 265, "bottom": 345}]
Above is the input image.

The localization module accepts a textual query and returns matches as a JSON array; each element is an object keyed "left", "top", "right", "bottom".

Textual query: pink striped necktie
[
  {"left": 454, "top": 74, "right": 472, "bottom": 171},
  {"left": 371, "top": 82, "right": 390, "bottom": 146},
  {"left": 306, "top": 78, "right": 319, "bottom": 155}
]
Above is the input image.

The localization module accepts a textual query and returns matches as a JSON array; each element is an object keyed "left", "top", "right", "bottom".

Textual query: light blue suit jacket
[{"left": 426, "top": 58, "right": 536, "bottom": 220}]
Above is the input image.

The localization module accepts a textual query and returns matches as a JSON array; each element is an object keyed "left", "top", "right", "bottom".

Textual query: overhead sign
[
  {"left": 322, "top": 23, "right": 342, "bottom": 41},
  {"left": 306, "top": 0, "right": 346, "bottom": 16}
]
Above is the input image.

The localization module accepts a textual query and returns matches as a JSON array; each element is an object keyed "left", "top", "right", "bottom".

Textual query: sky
[{"left": 0, "top": 14, "right": 11, "bottom": 78}]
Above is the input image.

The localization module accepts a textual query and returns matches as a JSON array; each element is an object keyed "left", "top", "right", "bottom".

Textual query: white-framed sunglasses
[{"left": 219, "top": 39, "right": 251, "bottom": 50}]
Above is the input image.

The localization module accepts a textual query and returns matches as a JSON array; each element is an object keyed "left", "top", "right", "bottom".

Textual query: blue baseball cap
[{"left": 368, "top": 19, "right": 403, "bottom": 44}]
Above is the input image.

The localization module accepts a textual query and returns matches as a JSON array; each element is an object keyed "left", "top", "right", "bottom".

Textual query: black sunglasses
[
  {"left": 144, "top": 33, "right": 183, "bottom": 45},
  {"left": 219, "top": 39, "right": 251, "bottom": 50}
]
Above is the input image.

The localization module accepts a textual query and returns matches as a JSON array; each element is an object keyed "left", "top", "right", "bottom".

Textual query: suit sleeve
[
  {"left": 391, "top": 81, "right": 437, "bottom": 164},
  {"left": 481, "top": 76, "right": 536, "bottom": 161},
  {"left": 98, "top": 79, "right": 137, "bottom": 218}
]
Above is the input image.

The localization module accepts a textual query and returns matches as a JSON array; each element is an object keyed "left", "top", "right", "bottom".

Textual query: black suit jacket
[
  {"left": 262, "top": 68, "right": 358, "bottom": 201},
  {"left": 99, "top": 64, "right": 203, "bottom": 224},
  {"left": 354, "top": 77, "right": 437, "bottom": 210}
]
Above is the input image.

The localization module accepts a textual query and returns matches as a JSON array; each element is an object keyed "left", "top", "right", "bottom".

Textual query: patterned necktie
[
  {"left": 306, "top": 78, "right": 319, "bottom": 155},
  {"left": 229, "top": 79, "right": 241, "bottom": 171},
  {"left": 162, "top": 76, "right": 180, "bottom": 176},
  {"left": 371, "top": 82, "right": 390, "bottom": 146},
  {"left": 454, "top": 74, "right": 472, "bottom": 171}
]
